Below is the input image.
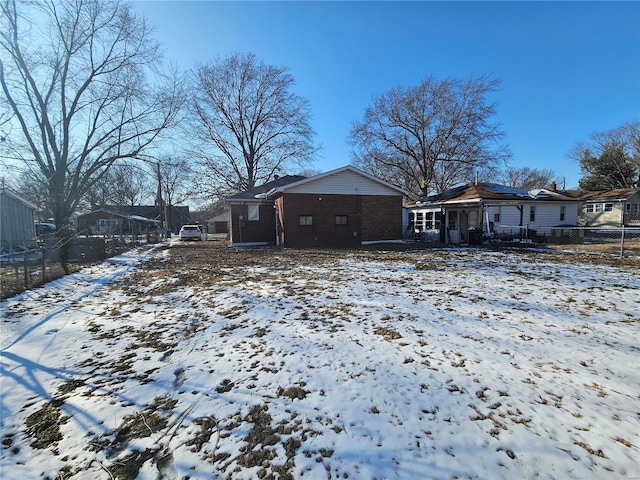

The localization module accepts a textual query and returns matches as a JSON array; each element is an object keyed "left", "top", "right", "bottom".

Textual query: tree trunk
[{"left": 53, "top": 208, "right": 72, "bottom": 275}]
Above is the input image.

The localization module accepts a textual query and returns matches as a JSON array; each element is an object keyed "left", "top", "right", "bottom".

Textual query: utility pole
[{"left": 155, "top": 162, "right": 164, "bottom": 237}]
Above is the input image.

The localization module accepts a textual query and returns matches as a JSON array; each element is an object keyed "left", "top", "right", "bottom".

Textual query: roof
[
  {"left": 573, "top": 188, "right": 640, "bottom": 202},
  {"left": 77, "top": 205, "right": 190, "bottom": 220},
  {"left": 77, "top": 209, "right": 160, "bottom": 224},
  {"left": 225, "top": 166, "right": 408, "bottom": 202},
  {"left": 273, "top": 165, "right": 409, "bottom": 196},
  {"left": 225, "top": 175, "right": 306, "bottom": 203},
  {"left": 417, "top": 182, "right": 579, "bottom": 206},
  {"left": 1, "top": 185, "right": 38, "bottom": 210}
]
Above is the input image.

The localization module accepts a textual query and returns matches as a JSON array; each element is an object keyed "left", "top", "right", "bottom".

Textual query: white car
[{"left": 179, "top": 224, "right": 202, "bottom": 241}]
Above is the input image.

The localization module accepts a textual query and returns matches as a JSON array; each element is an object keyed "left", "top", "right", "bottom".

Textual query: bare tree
[
  {"left": 0, "top": 0, "right": 183, "bottom": 270},
  {"left": 570, "top": 121, "right": 640, "bottom": 190},
  {"left": 500, "top": 167, "right": 557, "bottom": 189},
  {"left": 85, "top": 162, "right": 155, "bottom": 209},
  {"left": 157, "top": 156, "right": 192, "bottom": 207},
  {"left": 349, "top": 74, "right": 510, "bottom": 199},
  {"left": 190, "top": 52, "right": 317, "bottom": 200},
  {"left": 155, "top": 155, "right": 193, "bottom": 231}
]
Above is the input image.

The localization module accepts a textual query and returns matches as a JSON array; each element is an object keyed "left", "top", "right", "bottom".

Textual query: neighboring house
[
  {"left": 225, "top": 166, "right": 408, "bottom": 248},
  {"left": 0, "top": 183, "right": 37, "bottom": 252},
  {"left": 76, "top": 205, "right": 191, "bottom": 235},
  {"left": 206, "top": 210, "right": 229, "bottom": 234},
  {"left": 576, "top": 188, "right": 640, "bottom": 227},
  {"left": 407, "top": 182, "right": 581, "bottom": 244},
  {"left": 76, "top": 209, "right": 160, "bottom": 236}
]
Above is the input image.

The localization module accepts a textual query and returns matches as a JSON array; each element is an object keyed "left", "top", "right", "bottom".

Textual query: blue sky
[{"left": 132, "top": 1, "right": 640, "bottom": 189}]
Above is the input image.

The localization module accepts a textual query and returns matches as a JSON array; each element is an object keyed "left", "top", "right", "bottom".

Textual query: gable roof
[
  {"left": 274, "top": 165, "right": 409, "bottom": 196},
  {"left": 573, "top": 187, "right": 640, "bottom": 202},
  {"left": 77, "top": 208, "right": 160, "bottom": 224},
  {"left": 225, "top": 175, "right": 306, "bottom": 203},
  {"left": 418, "top": 182, "right": 579, "bottom": 206},
  {"left": 1, "top": 185, "right": 38, "bottom": 211}
]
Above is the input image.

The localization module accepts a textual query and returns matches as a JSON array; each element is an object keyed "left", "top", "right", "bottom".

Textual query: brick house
[{"left": 225, "top": 166, "right": 407, "bottom": 248}]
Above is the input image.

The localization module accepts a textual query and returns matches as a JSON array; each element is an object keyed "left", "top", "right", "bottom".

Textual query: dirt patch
[{"left": 24, "top": 400, "right": 69, "bottom": 450}]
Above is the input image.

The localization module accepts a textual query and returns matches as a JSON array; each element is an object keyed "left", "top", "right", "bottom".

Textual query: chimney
[{"left": 550, "top": 181, "right": 557, "bottom": 192}]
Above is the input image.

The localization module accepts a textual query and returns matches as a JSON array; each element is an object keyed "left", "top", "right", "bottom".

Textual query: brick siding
[
  {"left": 277, "top": 193, "right": 402, "bottom": 248},
  {"left": 229, "top": 203, "right": 275, "bottom": 244}
]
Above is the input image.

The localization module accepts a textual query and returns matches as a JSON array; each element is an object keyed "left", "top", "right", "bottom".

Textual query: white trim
[
  {"left": 230, "top": 241, "right": 271, "bottom": 247},
  {"left": 361, "top": 240, "right": 405, "bottom": 245}
]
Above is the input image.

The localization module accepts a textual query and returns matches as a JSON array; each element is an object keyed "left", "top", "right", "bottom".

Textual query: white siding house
[
  {"left": 486, "top": 202, "right": 580, "bottom": 236},
  {"left": 577, "top": 188, "right": 640, "bottom": 227},
  {"left": 407, "top": 183, "right": 581, "bottom": 244}
]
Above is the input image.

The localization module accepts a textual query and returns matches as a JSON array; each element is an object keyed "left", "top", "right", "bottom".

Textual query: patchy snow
[{"left": 1, "top": 245, "right": 639, "bottom": 479}]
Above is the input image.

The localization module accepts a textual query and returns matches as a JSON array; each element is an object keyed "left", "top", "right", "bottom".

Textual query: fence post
[
  {"left": 23, "top": 250, "right": 29, "bottom": 289},
  {"left": 12, "top": 251, "right": 19, "bottom": 284},
  {"left": 619, "top": 224, "right": 625, "bottom": 259},
  {"left": 42, "top": 246, "right": 46, "bottom": 284}
]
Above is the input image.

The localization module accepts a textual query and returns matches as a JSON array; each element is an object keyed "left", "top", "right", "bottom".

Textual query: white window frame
[{"left": 248, "top": 204, "right": 260, "bottom": 221}]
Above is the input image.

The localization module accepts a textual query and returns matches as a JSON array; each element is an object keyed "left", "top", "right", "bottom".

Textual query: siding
[
  {"left": 229, "top": 203, "right": 275, "bottom": 244},
  {"left": 493, "top": 203, "right": 578, "bottom": 232},
  {"left": 579, "top": 201, "right": 626, "bottom": 227},
  {"left": 624, "top": 191, "right": 640, "bottom": 225},
  {"left": 283, "top": 170, "right": 402, "bottom": 196},
  {"left": 278, "top": 193, "right": 402, "bottom": 248},
  {"left": 579, "top": 192, "right": 640, "bottom": 227},
  {"left": 1, "top": 189, "right": 36, "bottom": 250}
]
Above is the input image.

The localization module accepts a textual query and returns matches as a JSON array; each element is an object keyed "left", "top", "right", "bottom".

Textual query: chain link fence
[
  {"left": 0, "top": 233, "right": 160, "bottom": 301},
  {"left": 486, "top": 224, "right": 640, "bottom": 259},
  {"left": 404, "top": 223, "right": 640, "bottom": 260}
]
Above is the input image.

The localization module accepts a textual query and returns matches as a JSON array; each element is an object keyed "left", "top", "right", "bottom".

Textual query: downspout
[
  {"left": 275, "top": 205, "right": 280, "bottom": 246},
  {"left": 484, "top": 205, "right": 490, "bottom": 235}
]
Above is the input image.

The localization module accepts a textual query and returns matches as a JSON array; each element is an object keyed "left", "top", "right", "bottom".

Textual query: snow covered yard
[{"left": 1, "top": 243, "right": 639, "bottom": 480}]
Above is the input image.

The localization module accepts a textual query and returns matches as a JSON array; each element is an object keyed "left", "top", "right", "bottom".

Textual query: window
[
  {"left": 299, "top": 215, "right": 313, "bottom": 226},
  {"left": 604, "top": 203, "right": 613, "bottom": 212},
  {"left": 426, "top": 212, "right": 434, "bottom": 229},
  {"left": 448, "top": 211, "right": 457, "bottom": 229},
  {"left": 529, "top": 206, "right": 536, "bottom": 222},
  {"left": 407, "top": 212, "right": 414, "bottom": 227},
  {"left": 594, "top": 203, "right": 603, "bottom": 213},
  {"left": 493, "top": 207, "right": 500, "bottom": 223},
  {"left": 585, "top": 204, "right": 594, "bottom": 213},
  {"left": 248, "top": 204, "right": 260, "bottom": 221},
  {"left": 560, "top": 205, "right": 565, "bottom": 221},
  {"left": 335, "top": 215, "right": 348, "bottom": 225}
]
